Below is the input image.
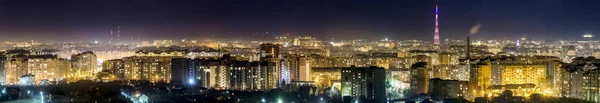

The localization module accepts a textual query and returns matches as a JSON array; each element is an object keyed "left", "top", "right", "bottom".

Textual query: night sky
[{"left": 0, "top": 0, "right": 598, "bottom": 41}]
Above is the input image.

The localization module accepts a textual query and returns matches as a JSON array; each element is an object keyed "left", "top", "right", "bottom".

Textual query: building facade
[
  {"left": 428, "top": 78, "right": 468, "bottom": 100},
  {"left": 341, "top": 66, "right": 386, "bottom": 103},
  {"left": 70, "top": 51, "right": 98, "bottom": 81},
  {"left": 123, "top": 56, "right": 173, "bottom": 83},
  {"left": 5, "top": 54, "right": 70, "bottom": 85}
]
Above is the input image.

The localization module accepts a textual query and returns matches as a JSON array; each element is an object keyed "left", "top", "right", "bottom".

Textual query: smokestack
[{"left": 466, "top": 36, "right": 470, "bottom": 59}]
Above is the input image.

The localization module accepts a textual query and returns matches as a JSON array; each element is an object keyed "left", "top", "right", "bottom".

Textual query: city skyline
[{"left": 1, "top": 0, "right": 600, "bottom": 103}]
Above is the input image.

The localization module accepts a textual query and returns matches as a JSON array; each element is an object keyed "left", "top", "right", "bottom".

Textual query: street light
[{"left": 188, "top": 79, "right": 195, "bottom": 85}]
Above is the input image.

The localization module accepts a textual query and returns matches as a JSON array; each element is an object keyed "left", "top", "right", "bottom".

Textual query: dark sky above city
[{"left": 0, "top": 0, "right": 598, "bottom": 41}]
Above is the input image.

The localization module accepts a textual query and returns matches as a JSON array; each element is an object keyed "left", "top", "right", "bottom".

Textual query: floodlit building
[
  {"left": 5, "top": 54, "right": 70, "bottom": 85},
  {"left": 310, "top": 67, "right": 342, "bottom": 89},
  {"left": 494, "top": 65, "right": 546, "bottom": 86},
  {"left": 466, "top": 62, "right": 491, "bottom": 98},
  {"left": 27, "top": 55, "right": 70, "bottom": 84},
  {"left": 5, "top": 54, "right": 28, "bottom": 84},
  {"left": 70, "top": 51, "right": 98, "bottom": 81},
  {"left": 99, "top": 59, "right": 125, "bottom": 82},
  {"left": 123, "top": 56, "right": 174, "bottom": 83},
  {"left": 464, "top": 55, "right": 563, "bottom": 98}
]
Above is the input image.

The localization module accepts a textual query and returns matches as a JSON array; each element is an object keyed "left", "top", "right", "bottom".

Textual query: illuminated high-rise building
[
  {"left": 433, "top": 5, "right": 440, "bottom": 45},
  {"left": 27, "top": 55, "right": 70, "bottom": 84},
  {"left": 466, "top": 61, "right": 491, "bottom": 98},
  {"left": 563, "top": 57, "right": 600, "bottom": 101},
  {"left": 439, "top": 52, "right": 458, "bottom": 65},
  {"left": 341, "top": 66, "right": 386, "bottom": 103},
  {"left": 226, "top": 61, "right": 253, "bottom": 90},
  {"left": 223, "top": 61, "right": 277, "bottom": 90},
  {"left": 283, "top": 54, "right": 312, "bottom": 82},
  {"left": 492, "top": 65, "right": 546, "bottom": 86},
  {"left": 0, "top": 54, "right": 6, "bottom": 84},
  {"left": 5, "top": 54, "right": 70, "bottom": 85},
  {"left": 431, "top": 65, "right": 469, "bottom": 81},
  {"left": 465, "top": 55, "right": 562, "bottom": 98},
  {"left": 582, "top": 65, "right": 600, "bottom": 102},
  {"left": 298, "top": 56, "right": 311, "bottom": 81},
  {"left": 170, "top": 56, "right": 279, "bottom": 90},
  {"left": 5, "top": 55, "right": 28, "bottom": 84},
  {"left": 283, "top": 54, "right": 300, "bottom": 82},
  {"left": 123, "top": 56, "right": 173, "bottom": 83},
  {"left": 259, "top": 43, "right": 281, "bottom": 85},
  {"left": 70, "top": 51, "right": 98, "bottom": 81},
  {"left": 100, "top": 59, "right": 125, "bottom": 81},
  {"left": 562, "top": 67, "right": 584, "bottom": 99},
  {"left": 194, "top": 57, "right": 277, "bottom": 90}
]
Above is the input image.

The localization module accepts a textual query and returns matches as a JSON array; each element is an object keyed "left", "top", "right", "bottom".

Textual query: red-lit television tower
[{"left": 434, "top": 5, "right": 440, "bottom": 45}]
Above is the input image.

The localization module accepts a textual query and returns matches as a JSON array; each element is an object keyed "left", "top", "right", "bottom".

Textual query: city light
[
  {"left": 0, "top": 1, "right": 595, "bottom": 103},
  {"left": 40, "top": 91, "right": 44, "bottom": 103},
  {"left": 188, "top": 79, "right": 195, "bottom": 84}
]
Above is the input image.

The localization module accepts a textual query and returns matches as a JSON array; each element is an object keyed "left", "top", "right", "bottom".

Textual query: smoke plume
[{"left": 470, "top": 24, "right": 482, "bottom": 35}]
